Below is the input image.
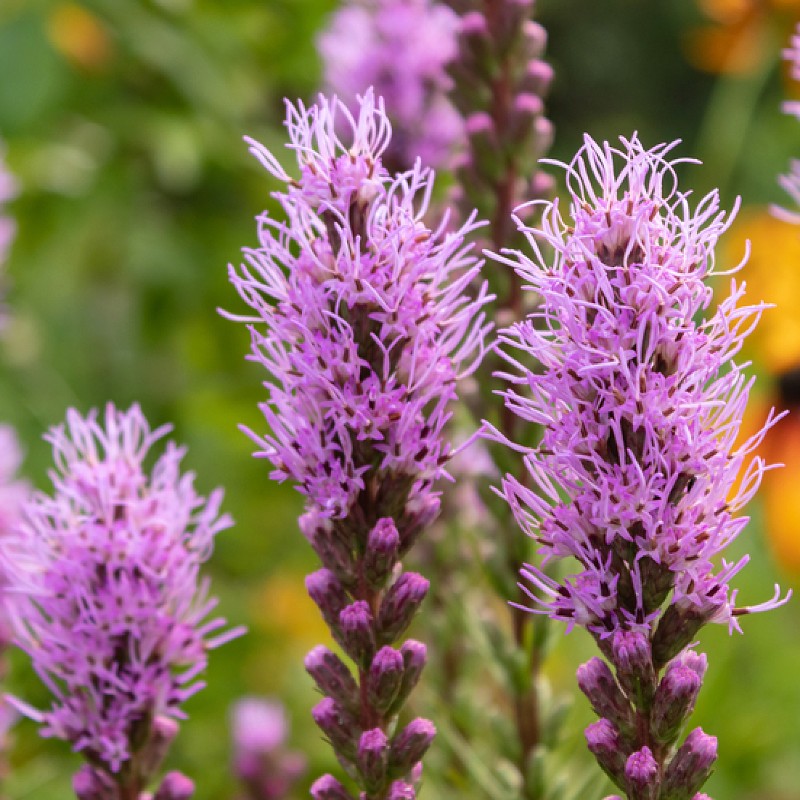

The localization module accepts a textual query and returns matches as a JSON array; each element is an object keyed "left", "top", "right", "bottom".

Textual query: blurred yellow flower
[
  {"left": 250, "top": 573, "right": 332, "bottom": 650},
  {"left": 46, "top": 3, "right": 113, "bottom": 73}
]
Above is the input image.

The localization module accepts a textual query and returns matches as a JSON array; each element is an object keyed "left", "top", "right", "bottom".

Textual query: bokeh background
[{"left": 0, "top": 0, "right": 799, "bottom": 798}]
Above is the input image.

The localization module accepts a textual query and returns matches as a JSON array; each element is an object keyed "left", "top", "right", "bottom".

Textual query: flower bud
[
  {"left": 312, "top": 698, "right": 359, "bottom": 762},
  {"left": 310, "top": 774, "right": 355, "bottom": 800},
  {"left": 652, "top": 599, "right": 720, "bottom": 669},
  {"left": 508, "top": 93, "right": 544, "bottom": 145},
  {"left": 585, "top": 718, "right": 627, "bottom": 787},
  {"left": 306, "top": 569, "right": 349, "bottom": 634},
  {"left": 305, "top": 646, "right": 360, "bottom": 711},
  {"left": 458, "top": 11, "right": 491, "bottom": 72},
  {"left": 576, "top": 657, "right": 634, "bottom": 735},
  {"left": 652, "top": 662, "right": 703, "bottom": 744},
  {"left": 388, "top": 781, "right": 416, "bottom": 799},
  {"left": 301, "top": 513, "right": 356, "bottom": 586},
  {"left": 532, "top": 116, "right": 554, "bottom": 159},
  {"left": 465, "top": 113, "right": 500, "bottom": 179},
  {"left": 520, "top": 59, "right": 554, "bottom": 98},
  {"left": 154, "top": 772, "right": 195, "bottom": 800},
  {"left": 139, "top": 715, "right": 180, "bottom": 778},
  {"left": 367, "top": 646, "right": 404, "bottom": 713},
  {"left": 489, "top": 0, "right": 534, "bottom": 50},
  {"left": 364, "top": 518, "right": 400, "bottom": 588},
  {"left": 357, "top": 728, "right": 389, "bottom": 793},
  {"left": 388, "top": 639, "right": 427, "bottom": 713},
  {"left": 73, "top": 766, "right": 116, "bottom": 800},
  {"left": 663, "top": 728, "right": 717, "bottom": 798},
  {"left": 398, "top": 494, "right": 439, "bottom": 554},
  {"left": 339, "top": 601, "right": 376, "bottom": 668},
  {"left": 377, "top": 572, "right": 429, "bottom": 643},
  {"left": 388, "top": 718, "right": 436, "bottom": 777},
  {"left": 521, "top": 19, "right": 547, "bottom": 59},
  {"left": 625, "top": 747, "right": 658, "bottom": 800},
  {"left": 612, "top": 630, "right": 656, "bottom": 709}
]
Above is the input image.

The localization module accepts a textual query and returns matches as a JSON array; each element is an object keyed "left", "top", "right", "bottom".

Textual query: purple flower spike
[
  {"left": 228, "top": 90, "right": 490, "bottom": 794},
  {"left": 1, "top": 404, "right": 242, "bottom": 788},
  {"left": 318, "top": 0, "right": 462, "bottom": 171},
  {"left": 491, "top": 134, "right": 790, "bottom": 796}
]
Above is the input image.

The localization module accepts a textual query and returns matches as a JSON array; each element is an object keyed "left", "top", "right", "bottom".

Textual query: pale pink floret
[
  {"left": 490, "top": 134, "right": 789, "bottom": 637},
  {"left": 2, "top": 404, "right": 242, "bottom": 772}
]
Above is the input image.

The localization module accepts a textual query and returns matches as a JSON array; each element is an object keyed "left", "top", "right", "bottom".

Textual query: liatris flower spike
[
  {"left": 446, "top": 0, "right": 554, "bottom": 258},
  {"left": 1, "top": 404, "right": 243, "bottom": 799},
  {"left": 318, "top": 0, "right": 462, "bottom": 173},
  {"left": 226, "top": 89, "right": 492, "bottom": 798},
  {"left": 490, "top": 134, "right": 790, "bottom": 798}
]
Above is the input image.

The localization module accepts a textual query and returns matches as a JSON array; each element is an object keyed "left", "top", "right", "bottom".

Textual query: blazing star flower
[
  {"left": 490, "top": 134, "right": 789, "bottom": 796},
  {"left": 227, "top": 89, "right": 491, "bottom": 798},
  {"left": 230, "top": 89, "right": 490, "bottom": 525},
  {"left": 2, "top": 404, "right": 241, "bottom": 786},
  {"left": 318, "top": 0, "right": 462, "bottom": 171}
]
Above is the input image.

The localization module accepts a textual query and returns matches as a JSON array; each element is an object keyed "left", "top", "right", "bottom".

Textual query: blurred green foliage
[{"left": 0, "top": 1, "right": 799, "bottom": 798}]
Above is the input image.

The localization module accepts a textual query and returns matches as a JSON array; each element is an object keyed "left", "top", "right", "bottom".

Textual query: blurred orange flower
[
  {"left": 723, "top": 209, "right": 800, "bottom": 572},
  {"left": 46, "top": 3, "right": 113, "bottom": 73},
  {"left": 685, "top": 0, "right": 800, "bottom": 74}
]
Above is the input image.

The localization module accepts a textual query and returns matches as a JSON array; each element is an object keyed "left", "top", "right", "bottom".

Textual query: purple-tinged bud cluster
[
  {"left": 490, "top": 134, "right": 790, "bottom": 796},
  {"left": 774, "top": 23, "right": 800, "bottom": 223},
  {"left": 1, "top": 404, "right": 243, "bottom": 793},
  {"left": 228, "top": 90, "right": 489, "bottom": 796},
  {"left": 318, "top": 0, "right": 462, "bottom": 172},
  {"left": 446, "top": 0, "right": 554, "bottom": 259},
  {"left": 231, "top": 697, "right": 306, "bottom": 800}
]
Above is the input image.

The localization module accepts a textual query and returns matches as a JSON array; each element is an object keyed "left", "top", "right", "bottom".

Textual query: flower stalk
[
  {"left": 1, "top": 404, "right": 242, "bottom": 799},
  {"left": 491, "top": 134, "right": 790, "bottom": 799},
  {"left": 226, "top": 90, "right": 492, "bottom": 798}
]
